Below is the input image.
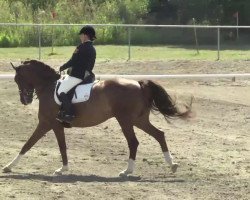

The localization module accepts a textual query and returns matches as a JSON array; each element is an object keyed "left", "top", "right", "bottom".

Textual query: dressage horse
[{"left": 3, "top": 60, "right": 192, "bottom": 176}]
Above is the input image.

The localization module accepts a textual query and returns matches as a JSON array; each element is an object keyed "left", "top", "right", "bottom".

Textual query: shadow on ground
[{"left": 0, "top": 172, "right": 185, "bottom": 183}]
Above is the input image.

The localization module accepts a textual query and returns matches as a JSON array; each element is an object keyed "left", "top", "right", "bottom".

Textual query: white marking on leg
[
  {"left": 163, "top": 151, "right": 178, "bottom": 173},
  {"left": 119, "top": 159, "right": 135, "bottom": 177},
  {"left": 127, "top": 158, "right": 135, "bottom": 172},
  {"left": 3, "top": 154, "right": 24, "bottom": 172},
  {"left": 164, "top": 151, "right": 173, "bottom": 166},
  {"left": 53, "top": 165, "right": 69, "bottom": 175}
]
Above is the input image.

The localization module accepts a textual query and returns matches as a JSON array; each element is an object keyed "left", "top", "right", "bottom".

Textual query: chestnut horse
[{"left": 3, "top": 60, "right": 191, "bottom": 176}]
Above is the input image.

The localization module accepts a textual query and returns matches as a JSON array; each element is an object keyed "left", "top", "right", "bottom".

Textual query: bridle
[
  {"left": 11, "top": 60, "right": 62, "bottom": 103},
  {"left": 18, "top": 70, "right": 62, "bottom": 102},
  {"left": 19, "top": 88, "right": 36, "bottom": 102},
  {"left": 20, "top": 88, "right": 36, "bottom": 96}
]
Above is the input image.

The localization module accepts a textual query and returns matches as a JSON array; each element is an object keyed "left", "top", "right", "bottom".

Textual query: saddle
[{"left": 54, "top": 76, "right": 97, "bottom": 105}]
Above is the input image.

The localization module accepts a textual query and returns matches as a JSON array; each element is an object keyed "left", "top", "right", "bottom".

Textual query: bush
[
  {"left": 0, "top": 25, "right": 246, "bottom": 47},
  {"left": 0, "top": 35, "right": 11, "bottom": 47}
]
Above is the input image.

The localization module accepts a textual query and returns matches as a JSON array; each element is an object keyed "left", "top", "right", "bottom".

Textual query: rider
[{"left": 56, "top": 25, "right": 96, "bottom": 123}]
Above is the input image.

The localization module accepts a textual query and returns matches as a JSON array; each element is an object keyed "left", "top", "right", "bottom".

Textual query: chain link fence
[{"left": 0, "top": 23, "right": 250, "bottom": 61}]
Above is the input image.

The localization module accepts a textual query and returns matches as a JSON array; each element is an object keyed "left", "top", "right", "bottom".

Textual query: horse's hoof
[
  {"left": 2, "top": 166, "right": 12, "bottom": 173},
  {"left": 171, "top": 163, "right": 178, "bottom": 173},
  {"left": 53, "top": 166, "right": 69, "bottom": 176},
  {"left": 53, "top": 171, "right": 62, "bottom": 176},
  {"left": 119, "top": 170, "right": 133, "bottom": 177},
  {"left": 119, "top": 172, "right": 128, "bottom": 177},
  {"left": 53, "top": 170, "right": 63, "bottom": 176},
  {"left": 119, "top": 170, "right": 132, "bottom": 177}
]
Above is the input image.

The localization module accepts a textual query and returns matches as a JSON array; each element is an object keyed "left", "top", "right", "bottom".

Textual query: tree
[
  {"left": 10, "top": 0, "right": 59, "bottom": 23},
  {"left": 7, "top": 1, "right": 23, "bottom": 24}
]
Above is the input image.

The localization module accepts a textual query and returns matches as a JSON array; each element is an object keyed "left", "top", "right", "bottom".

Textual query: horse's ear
[{"left": 10, "top": 62, "right": 17, "bottom": 71}]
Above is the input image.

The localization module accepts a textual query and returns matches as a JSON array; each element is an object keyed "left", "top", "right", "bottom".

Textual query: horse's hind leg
[
  {"left": 2, "top": 122, "right": 51, "bottom": 173},
  {"left": 135, "top": 117, "right": 178, "bottom": 173},
  {"left": 116, "top": 117, "right": 139, "bottom": 177}
]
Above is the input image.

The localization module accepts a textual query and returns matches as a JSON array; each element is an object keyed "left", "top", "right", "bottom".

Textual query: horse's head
[
  {"left": 11, "top": 60, "right": 60, "bottom": 105},
  {"left": 12, "top": 62, "right": 35, "bottom": 105}
]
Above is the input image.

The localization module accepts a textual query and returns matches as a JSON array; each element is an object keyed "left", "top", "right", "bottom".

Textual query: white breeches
[{"left": 57, "top": 75, "right": 82, "bottom": 94}]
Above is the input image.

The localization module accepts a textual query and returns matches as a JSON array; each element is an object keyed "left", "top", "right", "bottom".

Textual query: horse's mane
[
  {"left": 22, "top": 60, "right": 60, "bottom": 81},
  {"left": 22, "top": 60, "right": 57, "bottom": 75}
]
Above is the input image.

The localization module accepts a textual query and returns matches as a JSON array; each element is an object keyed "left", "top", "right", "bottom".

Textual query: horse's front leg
[
  {"left": 3, "top": 121, "right": 51, "bottom": 173},
  {"left": 52, "top": 124, "right": 68, "bottom": 175}
]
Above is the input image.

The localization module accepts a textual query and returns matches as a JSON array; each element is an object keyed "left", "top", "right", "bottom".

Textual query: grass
[{"left": 0, "top": 45, "right": 250, "bottom": 61}]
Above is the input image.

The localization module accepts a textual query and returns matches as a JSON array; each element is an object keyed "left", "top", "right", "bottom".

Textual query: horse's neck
[{"left": 35, "top": 82, "right": 56, "bottom": 101}]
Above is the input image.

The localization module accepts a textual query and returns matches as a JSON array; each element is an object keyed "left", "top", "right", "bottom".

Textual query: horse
[{"left": 3, "top": 60, "right": 192, "bottom": 176}]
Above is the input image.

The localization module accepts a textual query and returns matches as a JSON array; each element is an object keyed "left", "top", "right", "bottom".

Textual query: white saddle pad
[{"left": 54, "top": 80, "right": 96, "bottom": 105}]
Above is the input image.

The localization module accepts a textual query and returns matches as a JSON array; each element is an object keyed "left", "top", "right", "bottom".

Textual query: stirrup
[{"left": 56, "top": 111, "right": 75, "bottom": 123}]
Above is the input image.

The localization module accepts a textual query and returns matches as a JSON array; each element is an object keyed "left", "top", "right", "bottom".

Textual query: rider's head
[{"left": 79, "top": 25, "right": 96, "bottom": 43}]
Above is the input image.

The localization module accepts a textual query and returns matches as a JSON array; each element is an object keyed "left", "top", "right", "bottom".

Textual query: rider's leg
[
  {"left": 59, "top": 92, "right": 75, "bottom": 114},
  {"left": 57, "top": 75, "right": 83, "bottom": 94},
  {"left": 56, "top": 75, "right": 82, "bottom": 123}
]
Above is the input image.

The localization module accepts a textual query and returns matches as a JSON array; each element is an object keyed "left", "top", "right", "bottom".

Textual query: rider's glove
[{"left": 59, "top": 66, "right": 65, "bottom": 72}]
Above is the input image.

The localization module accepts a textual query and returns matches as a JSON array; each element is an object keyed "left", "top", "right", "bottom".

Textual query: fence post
[
  {"left": 217, "top": 27, "right": 220, "bottom": 60},
  {"left": 128, "top": 27, "right": 131, "bottom": 61},
  {"left": 38, "top": 25, "right": 42, "bottom": 60},
  {"left": 193, "top": 18, "right": 199, "bottom": 54}
]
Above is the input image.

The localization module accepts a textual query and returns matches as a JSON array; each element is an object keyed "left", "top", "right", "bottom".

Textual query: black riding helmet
[{"left": 79, "top": 25, "right": 96, "bottom": 41}]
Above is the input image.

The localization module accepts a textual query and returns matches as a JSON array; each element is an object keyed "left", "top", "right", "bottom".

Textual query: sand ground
[{"left": 0, "top": 60, "right": 249, "bottom": 200}]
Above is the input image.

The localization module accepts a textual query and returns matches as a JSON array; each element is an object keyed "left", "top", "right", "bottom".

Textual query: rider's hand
[{"left": 59, "top": 66, "right": 64, "bottom": 72}]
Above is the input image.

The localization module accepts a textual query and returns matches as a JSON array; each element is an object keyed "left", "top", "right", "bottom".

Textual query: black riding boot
[{"left": 56, "top": 92, "right": 75, "bottom": 123}]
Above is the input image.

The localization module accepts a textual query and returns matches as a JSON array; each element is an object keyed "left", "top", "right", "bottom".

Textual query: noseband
[{"left": 19, "top": 88, "right": 36, "bottom": 101}]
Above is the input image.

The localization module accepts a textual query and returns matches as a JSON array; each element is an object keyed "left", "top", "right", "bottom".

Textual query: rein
[
  {"left": 33, "top": 91, "right": 38, "bottom": 99},
  {"left": 35, "top": 71, "right": 62, "bottom": 100}
]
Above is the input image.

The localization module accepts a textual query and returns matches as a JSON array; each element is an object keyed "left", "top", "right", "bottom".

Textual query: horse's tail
[{"left": 138, "top": 80, "right": 193, "bottom": 120}]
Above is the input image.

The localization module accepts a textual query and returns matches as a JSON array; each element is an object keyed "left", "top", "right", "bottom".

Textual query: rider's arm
[
  {"left": 77, "top": 43, "right": 96, "bottom": 72},
  {"left": 60, "top": 46, "right": 80, "bottom": 71},
  {"left": 60, "top": 60, "right": 73, "bottom": 71}
]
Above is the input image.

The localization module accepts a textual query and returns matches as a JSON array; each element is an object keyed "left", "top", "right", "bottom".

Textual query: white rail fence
[
  {"left": 1, "top": 73, "right": 250, "bottom": 80},
  {"left": 0, "top": 23, "right": 250, "bottom": 60}
]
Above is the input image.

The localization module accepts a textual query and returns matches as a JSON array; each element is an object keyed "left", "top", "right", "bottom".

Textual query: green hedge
[{"left": 0, "top": 26, "right": 246, "bottom": 47}]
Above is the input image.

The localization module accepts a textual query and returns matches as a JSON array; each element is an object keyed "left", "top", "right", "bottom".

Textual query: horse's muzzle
[
  {"left": 20, "top": 95, "right": 33, "bottom": 105},
  {"left": 19, "top": 89, "right": 34, "bottom": 105}
]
